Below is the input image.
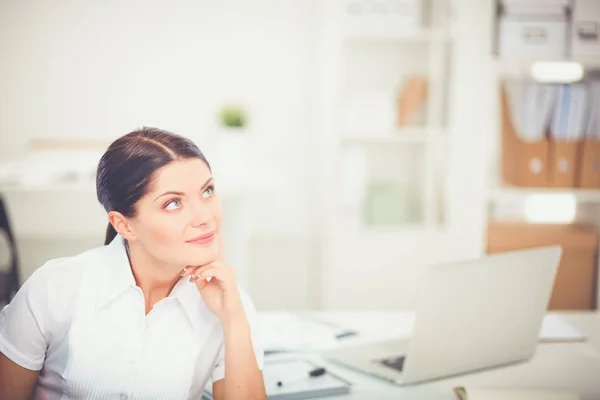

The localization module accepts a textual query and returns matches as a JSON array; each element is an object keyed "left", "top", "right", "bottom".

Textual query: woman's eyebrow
[
  {"left": 153, "top": 191, "right": 185, "bottom": 202},
  {"left": 201, "top": 177, "right": 214, "bottom": 189},
  {"left": 153, "top": 177, "right": 214, "bottom": 202}
]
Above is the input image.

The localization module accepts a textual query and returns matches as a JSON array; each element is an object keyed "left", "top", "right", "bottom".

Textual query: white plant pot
[{"left": 212, "top": 127, "right": 249, "bottom": 185}]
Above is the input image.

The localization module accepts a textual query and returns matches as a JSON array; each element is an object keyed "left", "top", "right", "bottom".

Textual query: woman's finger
[
  {"left": 193, "top": 266, "right": 223, "bottom": 291},
  {"left": 181, "top": 261, "right": 215, "bottom": 278},
  {"left": 198, "top": 267, "right": 222, "bottom": 284},
  {"left": 189, "top": 265, "right": 217, "bottom": 282}
]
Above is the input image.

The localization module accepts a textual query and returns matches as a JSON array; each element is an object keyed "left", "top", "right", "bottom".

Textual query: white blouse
[{"left": 0, "top": 235, "right": 264, "bottom": 400}]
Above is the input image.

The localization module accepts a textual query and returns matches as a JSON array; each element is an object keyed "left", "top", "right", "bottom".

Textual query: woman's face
[{"left": 129, "top": 158, "right": 222, "bottom": 270}]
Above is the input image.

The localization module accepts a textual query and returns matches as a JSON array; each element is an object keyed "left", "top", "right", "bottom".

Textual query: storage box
[
  {"left": 548, "top": 140, "right": 581, "bottom": 187},
  {"left": 500, "top": 84, "right": 550, "bottom": 187},
  {"left": 487, "top": 222, "right": 598, "bottom": 310},
  {"left": 571, "top": 0, "right": 600, "bottom": 57},
  {"left": 344, "top": 0, "right": 422, "bottom": 38},
  {"left": 578, "top": 140, "right": 600, "bottom": 188},
  {"left": 498, "top": 2, "right": 568, "bottom": 59}
]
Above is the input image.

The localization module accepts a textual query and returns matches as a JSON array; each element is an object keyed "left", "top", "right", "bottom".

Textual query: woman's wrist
[{"left": 221, "top": 309, "right": 250, "bottom": 333}]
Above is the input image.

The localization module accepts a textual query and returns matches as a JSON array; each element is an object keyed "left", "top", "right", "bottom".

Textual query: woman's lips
[{"left": 186, "top": 232, "right": 215, "bottom": 245}]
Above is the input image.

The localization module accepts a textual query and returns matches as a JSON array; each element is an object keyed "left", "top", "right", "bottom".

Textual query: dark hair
[{"left": 96, "top": 127, "right": 210, "bottom": 245}]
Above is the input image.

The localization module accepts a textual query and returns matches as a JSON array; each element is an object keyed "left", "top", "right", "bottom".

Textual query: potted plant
[
  {"left": 220, "top": 105, "right": 246, "bottom": 129},
  {"left": 213, "top": 104, "right": 250, "bottom": 182}
]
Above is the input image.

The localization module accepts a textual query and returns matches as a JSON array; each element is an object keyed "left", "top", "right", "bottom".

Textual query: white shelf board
[
  {"left": 496, "top": 57, "right": 600, "bottom": 77},
  {"left": 341, "top": 128, "right": 446, "bottom": 145},
  {"left": 343, "top": 28, "right": 451, "bottom": 43},
  {"left": 489, "top": 186, "right": 600, "bottom": 203}
]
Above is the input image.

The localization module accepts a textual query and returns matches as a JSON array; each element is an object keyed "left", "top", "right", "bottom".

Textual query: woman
[{"left": 0, "top": 128, "right": 267, "bottom": 400}]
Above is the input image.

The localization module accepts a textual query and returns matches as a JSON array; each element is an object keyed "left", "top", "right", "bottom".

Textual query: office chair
[{"left": 0, "top": 195, "right": 20, "bottom": 305}]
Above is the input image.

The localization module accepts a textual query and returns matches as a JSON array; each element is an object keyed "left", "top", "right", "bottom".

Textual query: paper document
[
  {"left": 539, "top": 314, "right": 586, "bottom": 342},
  {"left": 504, "top": 80, "right": 557, "bottom": 142},
  {"left": 257, "top": 312, "right": 584, "bottom": 354},
  {"left": 454, "top": 386, "right": 580, "bottom": 400},
  {"left": 257, "top": 312, "right": 352, "bottom": 353},
  {"left": 550, "top": 84, "right": 588, "bottom": 141}
]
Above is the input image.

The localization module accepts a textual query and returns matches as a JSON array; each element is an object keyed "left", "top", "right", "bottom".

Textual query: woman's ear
[{"left": 108, "top": 211, "right": 137, "bottom": 242}]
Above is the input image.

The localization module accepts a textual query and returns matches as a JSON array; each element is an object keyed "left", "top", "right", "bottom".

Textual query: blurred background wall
[
  {"left": 2, "top": 0, "right": 598, "bottom": 312},
  {"left": 0, "top": 0, "right": 323, "bottom": 309}
]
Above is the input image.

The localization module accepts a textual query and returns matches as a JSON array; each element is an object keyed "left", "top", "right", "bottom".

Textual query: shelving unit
[
  {"left": 317, "top": 0, "right": 494, "bottom": 309},
  {"left": 322, "top": 0, "right": 453, "bottom": 232}
]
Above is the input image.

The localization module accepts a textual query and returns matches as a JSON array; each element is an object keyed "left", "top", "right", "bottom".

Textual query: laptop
[{"left": 324, "top": 246, "right": 562, "bottom": 385}]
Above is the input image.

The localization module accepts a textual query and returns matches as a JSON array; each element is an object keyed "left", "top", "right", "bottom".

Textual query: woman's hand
[{"left": 182, "top": 258, "right": 245, "bottom": 322}]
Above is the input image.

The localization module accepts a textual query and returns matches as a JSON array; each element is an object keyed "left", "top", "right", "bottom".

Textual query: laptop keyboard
[{"left": 376, "top": 355, "right": 405, "bottom": 371}]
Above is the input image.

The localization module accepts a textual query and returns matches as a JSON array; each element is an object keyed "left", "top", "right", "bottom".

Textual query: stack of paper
[
  {"left": 257, "top": 312, "right": 353, "bottom": 354},
  {"left": 504, "top": 80, "right": 557, "bottom": 141},
  {"left": 504, "top": 79, "right": 600, "bottom": 142},
  {"left": 550, "top": 84, "right": 588, "bottom": 141}
]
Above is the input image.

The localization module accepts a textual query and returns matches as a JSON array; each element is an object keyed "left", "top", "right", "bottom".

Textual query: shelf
[
  {"left": 496, "top": 57, "right": 600, "bottom": 78},
  {"left": 344, "top": 28, "right": 452, "bottom": 43},
  {"left": 489, "top": 187, "right": 600, "bottom": 203},
  {"left": 496, "top": 56, "right": 600, "bottom": 68},
  {"left": 341, "top": 128, "right": 445, "bottom": 145}
]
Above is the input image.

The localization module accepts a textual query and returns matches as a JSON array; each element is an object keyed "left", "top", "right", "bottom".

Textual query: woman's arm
[
  {"left": 184, "top": 254, "right": 266, "bottom": 400},
  {"left": 211, "top": 313, "right": 266, "bottom": 400},
  {"left": 0, "top": 353, "right": 39, "bottom": 400}
]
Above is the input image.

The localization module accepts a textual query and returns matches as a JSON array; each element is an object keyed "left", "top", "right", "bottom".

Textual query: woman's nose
[{"left": 190, "top": 202, "right": 212, "bottom": 228}]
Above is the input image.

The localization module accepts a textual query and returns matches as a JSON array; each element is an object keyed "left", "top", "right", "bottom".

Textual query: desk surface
[{"left": 266, "top": 311, "right": 600, "bottom": 400}]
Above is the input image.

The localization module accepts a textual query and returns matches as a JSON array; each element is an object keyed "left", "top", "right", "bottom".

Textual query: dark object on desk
[
  {"left": 335, "top": 329, "right": 358, "bottom": 339},
  {"left": 276, "top": 367, "right": 327, "bottom": 387},
  {"left": 377, "top": 355, "right": 405, "bottom": 372},
  {"left": 0, "top": 195, "right": 20, "bottom": 305},
  {"left": 203, "top": 359, "right": 351, "bottom": 400}
]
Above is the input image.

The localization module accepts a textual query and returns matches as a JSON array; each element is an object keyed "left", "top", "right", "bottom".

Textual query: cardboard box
[
  {"left": 571, "top": 0, "right": 600, "bottom": 57},
  {"left": 577, "top": 139, "right": 600, "bottom": 188},
  {"left": 500, "top": 85, "right": 550, "bottom": 187},
  {"left": 487, "top": 222, "right": 598, "bottom": 310},
  {"left": 548, "top": 140, "right": 581, "bottom": 187}
]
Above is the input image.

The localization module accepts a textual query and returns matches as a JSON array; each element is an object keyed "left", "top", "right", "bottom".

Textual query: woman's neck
[{"left": 125, "top": 241, "right": 182, "bottom": 314}]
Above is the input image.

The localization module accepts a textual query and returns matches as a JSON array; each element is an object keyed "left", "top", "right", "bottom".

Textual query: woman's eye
[
  {"left": 165, "top": 199, "right": 181, "bottom": 210},
  {"left": 202, "top": 186, "right": 214, "bottom": 199}
]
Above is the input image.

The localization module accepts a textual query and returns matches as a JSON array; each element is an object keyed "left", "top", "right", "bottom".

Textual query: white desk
[{"left": 263, "top": 311, "right": 600, "bottom": 400}]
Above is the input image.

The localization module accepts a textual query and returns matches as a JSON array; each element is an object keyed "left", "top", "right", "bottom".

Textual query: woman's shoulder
[
  {"left": 29, "top": 244, "right": 109, "bottom": 285},
  {"left": 21, "top": 244, "right": 112, "bottom": 313}
]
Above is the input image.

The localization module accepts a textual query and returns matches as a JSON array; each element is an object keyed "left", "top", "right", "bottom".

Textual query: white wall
[
  {"left": 0, "top": 0, "right": 497, "bottom": 311},
  {"left": 0, "top": 0, "right": 321, "bottom": 309},
  {"left": 0, "top": 0, "right": 319, "bottom": 235}
]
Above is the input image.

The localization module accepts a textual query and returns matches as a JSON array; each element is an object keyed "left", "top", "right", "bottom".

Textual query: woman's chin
[{"left": 184, "top": 248, "right": 219, "bottom": 266}]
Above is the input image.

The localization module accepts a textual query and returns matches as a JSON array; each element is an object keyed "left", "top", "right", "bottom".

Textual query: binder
[
  {"left": 579, "top": 82, "right": 600, "bottom": 188},
  {"left": 203, "top": 359, "right": 351, "bottom": 400},
  {"left": 500, "top": 82, "right": 550, "bottom": 187}
]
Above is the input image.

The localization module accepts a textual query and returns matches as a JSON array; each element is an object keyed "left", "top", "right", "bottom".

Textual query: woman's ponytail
[{"left": 104, "top": 223, "right": 118, "bottom": 245}]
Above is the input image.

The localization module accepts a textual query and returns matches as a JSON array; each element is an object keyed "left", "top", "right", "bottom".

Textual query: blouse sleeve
[{"left": 0, "top": 267, "right": 49, "bottom": 371}]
